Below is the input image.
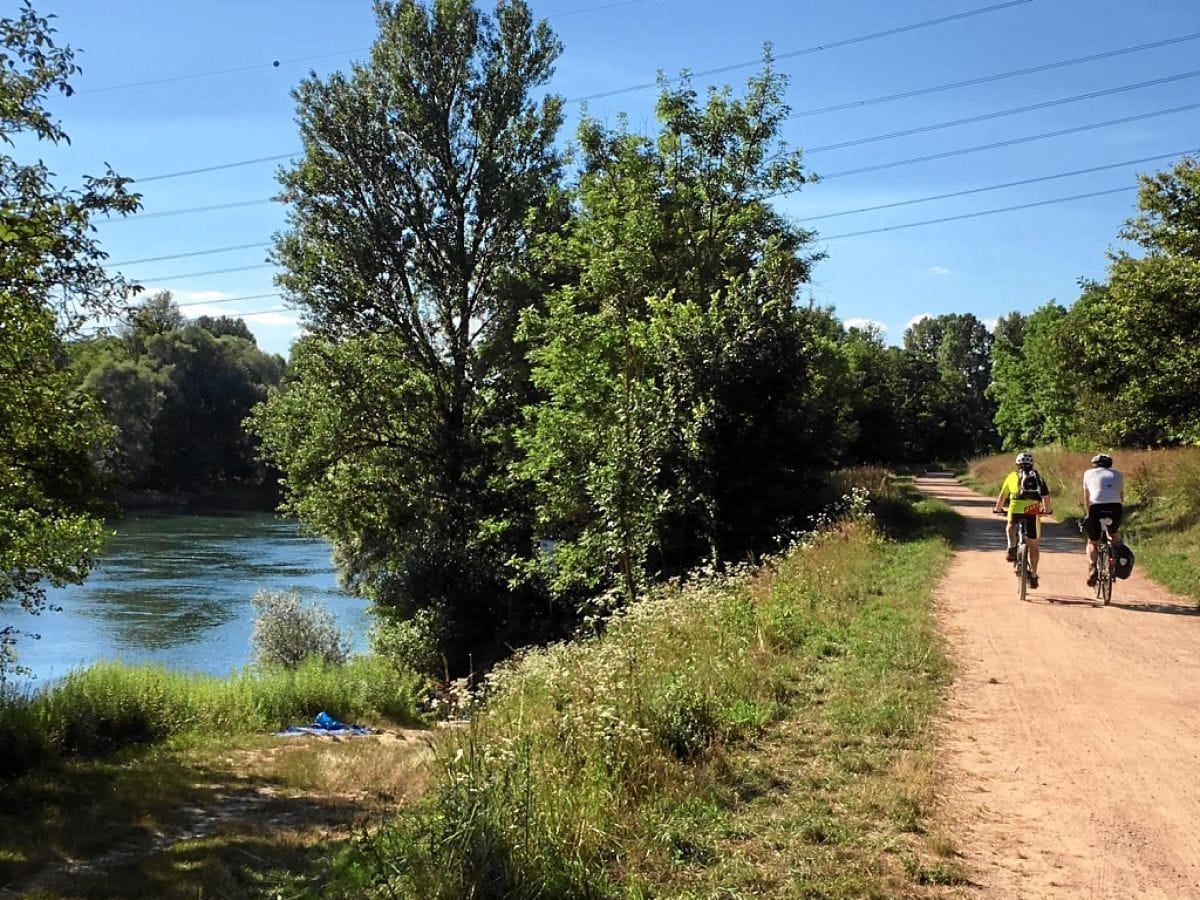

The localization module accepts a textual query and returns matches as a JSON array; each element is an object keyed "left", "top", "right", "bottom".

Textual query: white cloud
[
  {"left": 904, "top": 313, "right": 931, "bottom": 331},
  {"left": 983, "top": 317, "right": 999, "bottom": 333},
  {"left": 177, "top": 289, "right": 232, "bottom": 302},
  {"left": 844, "top": 317, "right": 887, "bottom": 337},
  {"left": 249, "top": 311, "right": 300, "bottom": 327},
  {"left": 926, "top": 265, "right": 953, "bottom": 277}
]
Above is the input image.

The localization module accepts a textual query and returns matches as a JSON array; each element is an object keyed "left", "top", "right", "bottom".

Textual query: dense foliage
[
  {"left": 0, "top": 3, "right": 137, "bottom": 670},
  {"left": 517, "top": 62, "right": 845, "bottom": 604},
  {"left": 252, "top": 1, "right": 1018, "bottom": 673},
  {"left": 67, "top": 292, "right": 285, "bottom": 495}
]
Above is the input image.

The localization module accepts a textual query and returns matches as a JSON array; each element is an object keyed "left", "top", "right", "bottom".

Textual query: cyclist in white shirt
[{"left": 1082, "top": 453, "right": 1124, "bottom": 586}]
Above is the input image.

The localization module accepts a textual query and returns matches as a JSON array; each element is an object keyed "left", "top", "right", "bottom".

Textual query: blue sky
[{"left": 28, "top": 0, "right": 1200, "bottom": 356}]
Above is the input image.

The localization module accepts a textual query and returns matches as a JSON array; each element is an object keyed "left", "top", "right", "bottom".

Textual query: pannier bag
[{"left": 1112, "top": 541, "right": 1134, "bottom": 580}]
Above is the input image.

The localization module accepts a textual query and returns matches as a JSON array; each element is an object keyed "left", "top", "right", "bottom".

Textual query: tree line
[
  {"left": 4, "top": 0, "right": 1195, "bottom": 677},
  {"left": 67, "top": 291, "right": 285, "bottom": 499}
]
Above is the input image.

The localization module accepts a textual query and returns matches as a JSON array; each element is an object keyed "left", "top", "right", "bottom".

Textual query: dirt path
[{"left": 917, "top": 475, "right": 1200, "bottom": 899}]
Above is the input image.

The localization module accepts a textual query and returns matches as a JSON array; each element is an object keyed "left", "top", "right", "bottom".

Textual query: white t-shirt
[{"left": 1083, "top": 467, "right": 1123, "bottom": 505}]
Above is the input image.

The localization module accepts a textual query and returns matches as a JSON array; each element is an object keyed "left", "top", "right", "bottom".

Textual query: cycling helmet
[
  {"left": 1091, "top": 453, "right": 1113, "bottom": 467},
  {"left": 1015, "top": 451, "right": 1034, "bottom": 467}
]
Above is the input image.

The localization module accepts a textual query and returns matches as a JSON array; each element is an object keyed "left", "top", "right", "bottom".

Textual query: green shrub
[
  {"left": 250, "top": 590, "right": 349, "bottom": 668},
  {"left": 369, "top": 606, "right": 446, "bottom": 676}
]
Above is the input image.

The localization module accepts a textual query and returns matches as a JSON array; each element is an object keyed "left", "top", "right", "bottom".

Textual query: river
[{"left": 3, "top": 513, "right": 370, "bottom": 687}]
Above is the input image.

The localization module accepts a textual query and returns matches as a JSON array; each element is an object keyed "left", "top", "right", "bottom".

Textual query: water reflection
[{"left": 4, "top": 513, "right": 368, "bottom": 684}]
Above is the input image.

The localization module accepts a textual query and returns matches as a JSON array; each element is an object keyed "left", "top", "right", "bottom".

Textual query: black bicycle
[
  {"left": 1092, "top": 514, "right": 1116, "bottom": 608},
  {"left": 996, "top": 506, "right": 1037, "bottom": 602}
]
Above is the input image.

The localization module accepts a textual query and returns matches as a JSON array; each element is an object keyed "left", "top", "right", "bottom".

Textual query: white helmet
[{"left": 1015, "top": 451, "right": 1034, "bottom": 467}]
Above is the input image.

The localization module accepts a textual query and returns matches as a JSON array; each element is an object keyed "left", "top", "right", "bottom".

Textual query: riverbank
[
  {"left": 1, "top": 475, "right": 964, "bottom": 898},
  {"left": 331, "top": 478, "right": 965, "bottom": 897},
  {"left": 0, "top": 655, "right": 427, "bottom": 895},
  {"left": 114, "top": 483, "right": 281, "bottom": 513}
]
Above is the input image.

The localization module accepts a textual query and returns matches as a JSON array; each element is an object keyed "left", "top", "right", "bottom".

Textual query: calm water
[{"left": 4, "top": 513, "right": 370, "bottom": 686}]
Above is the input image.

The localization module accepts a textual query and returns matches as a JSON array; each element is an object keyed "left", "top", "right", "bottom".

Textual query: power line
[
  {"left": 121, "top": 28, "right": 1200, "bottom": 189},
  {"left": 79, "top": 50, "right": 362, "bottom": 95},
  {"left": 97, "top": 198, "right": 275, "bottom": 225},
  {"left": 790, "top": 31, "right": 1200, "bottom": 118},
  {"left": 172, "top": 291, "right": 282, "bottom": 311},
  {"left": 805, "top": 70, "right": 1200, "bottom": 155},
  {"left": 140, "top": 263, "right": 275, "bottom": 283},
  {"left": 135, "top": 154, "right": 297, "bottom": 184},
  {"left": 819, "top": 101, "right": 1200, "bottom": 180},
  {"left": 569, "top": 0, "right": 1034, "bottom": 102},
  {"left": 799, "top": 148, "right": 1200, "bottom": 222},
  {"left": 113, "top": 242, "right": 271, "bottom": 267},
  {"left": 820, "top": 186, "right": 1135, "bottom": 240}
]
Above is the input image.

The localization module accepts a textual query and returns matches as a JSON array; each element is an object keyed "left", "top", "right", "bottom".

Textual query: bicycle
[
  {"left": 1091, "top": 515, "right": 1116, "bottom": 608},
  {"left": 995, "top": 505, "right": 1040, "bottom": 602}
]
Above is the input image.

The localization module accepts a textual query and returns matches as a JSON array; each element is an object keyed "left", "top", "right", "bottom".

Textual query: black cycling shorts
[
  {"left": 1012, "top": 511, "right": 1041, "bottom": 540},
  {"left": 1085, "top": 503, "right": 1123, "bottom": 541}
]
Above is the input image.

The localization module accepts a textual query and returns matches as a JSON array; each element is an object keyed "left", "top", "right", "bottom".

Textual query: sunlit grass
[
  {"left": 0, "top": 654, "right": 425, "bottom": 780},
  {"left": 332, "top": 493, "right": 964, "bottom": 898}
]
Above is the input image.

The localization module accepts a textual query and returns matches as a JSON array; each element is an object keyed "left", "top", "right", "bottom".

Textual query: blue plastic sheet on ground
[{"left": 275, "top": 710, "right": 375, "bottom": 737}]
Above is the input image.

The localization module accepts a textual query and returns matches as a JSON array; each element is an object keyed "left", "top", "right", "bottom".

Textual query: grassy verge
[
  {"left": 967, "top": 447, "right": 1200, "bottom": 604},
  {"left": 0, "top": 655, "right": 429, "bottom": 897},
  {"left": 329, "top": 480, "right": 964, "bottom": 898},
  {"left": 1, "top": 654, "right": 424, "bottom": 779}
]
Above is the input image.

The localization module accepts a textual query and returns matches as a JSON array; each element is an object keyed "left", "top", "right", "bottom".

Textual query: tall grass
[
  {"left": 968, "top": 446, "right": 1200, "bottom": 602},
  {"left": 334, "top": 493, "right": 959, "bottom": 898},
  {"left": 0, "top": 654, "right": 424, "bottom": 779}
]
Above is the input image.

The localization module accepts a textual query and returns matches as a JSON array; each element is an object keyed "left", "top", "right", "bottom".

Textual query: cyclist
[
  {"left": 993, "top": 451, "right": 1053, "bottom": 589},
  {"left": 1083, "top": 453, "right": 1124, "bottom": 586}
]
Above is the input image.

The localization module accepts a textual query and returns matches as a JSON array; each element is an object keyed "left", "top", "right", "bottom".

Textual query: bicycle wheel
[
  {"left": 1093, "top": 545, "right": 1109, "bottom": 607},
  {"left": 1017, "top": 544, "right": 1028, "bottom": 602},
  {"left": 1101, "top": 547, "right": 1114, "bottom": 606}
]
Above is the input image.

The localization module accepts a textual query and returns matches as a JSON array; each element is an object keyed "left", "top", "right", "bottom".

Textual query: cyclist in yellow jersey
[{"left": 992, "top": 451, "right": 1053, "bottom": 589}]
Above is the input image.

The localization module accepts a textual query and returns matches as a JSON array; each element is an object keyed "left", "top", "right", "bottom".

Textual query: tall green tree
[
  {"left": 903, "top": 313, "right": 997, "bottom": 459},
  {"left": 518, "top": 60, "right": 838, "bottom": 603},
  {"left": 1, "top": 2, "right": 137, "bottom": 670},
  {"left": 251, "top": 0, "right": 565, "bottom": 672},
  {"left": 989, "top": 303, "right": 1074, "bottom": 449}
]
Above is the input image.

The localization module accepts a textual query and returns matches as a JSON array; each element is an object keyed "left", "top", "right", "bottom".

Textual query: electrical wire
[
  {"left": 135, "top": 154, "right": 297, "bottom": 184},
  {"left": 820, "top": 185, "right": 1135, "bottom": 240},
  {"left": 171, "top": 292, "right": 282, "bottom": 310},
  {"left": 789, "top": 31, "right": 1200, "bottom": 117},
  {"left": 97, "top": 198, "right": 275, "bottom": 225},
  {"left": 112, "top": 242, "right": 271, "bottom": 267},
  {"left": 798, "top": 148, "right": 1200, "bottom": 221},
  {"left": 805, "top": 70, "right": 1200, "bottom": 155},
  {"left": 818, "top": 101, "right": 1200, "bottom": 180},
  {"left": 569, "top": 0, "right": 1034, "bottom": 102},
  {"left": 139, "top": 263, "right": 274, "bottom": 283}
]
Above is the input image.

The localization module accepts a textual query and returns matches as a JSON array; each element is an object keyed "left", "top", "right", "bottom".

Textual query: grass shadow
[{"left": 0, "top": 733, "right": 421, "bottom": 898}]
